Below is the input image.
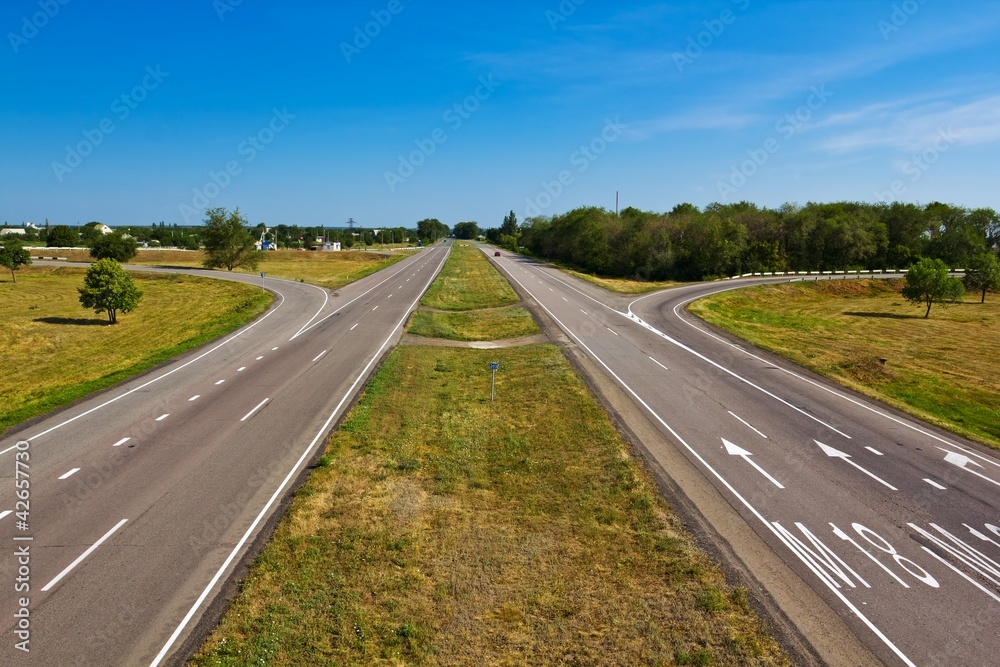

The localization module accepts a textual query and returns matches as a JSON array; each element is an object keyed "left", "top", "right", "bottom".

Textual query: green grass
[
  {"left": 190, "top": 345, "right": 789, "bottom": 667},
  {"left": 0, "top": 266, "right": 272, "bottom": 435},
  {"left": 689, "top": 279, "right": 1000, "bottom": 449},
  {"left": 407, "top": 307, "right": 539, "bottom": 341},
  {"left": 420, "top": 243, "right": 520, "bottom": 310}
]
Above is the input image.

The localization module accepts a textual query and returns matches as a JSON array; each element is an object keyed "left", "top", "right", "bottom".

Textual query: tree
[
  {"left": 453, "top": 221, "right": 481, "bottom": 240},
  {"left": 90, "top": 232, "right": 138, "bottom": 263},
  {"left": 0, "top": 237, "right": 31, "bottom": 283},
  {"left": 416, "top": 218, "right": 449, "bottom": 243},
  {"left": 964, "top": 252, "right": 1000, "bottom": 303},
  {"left": 47, "top": 225, "right": 79, "bottom": 248},
  {"left": 78, "top": 259, "right": 143, "bottom": 324},
  {"left": 501, "top": 210, "right": 518, "bottom": 236},
  {"left": 202, "top": 208, "right": 261, "bottom": 271},
  {"left": 901, "top": 257, "right": 965, "bottom": 318}
]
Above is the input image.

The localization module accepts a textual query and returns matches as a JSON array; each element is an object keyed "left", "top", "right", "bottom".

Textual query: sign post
[
  {"left": 260, "top": 272, "right": 266, "bottom": 291},
  {"left": 490, "top": 362, "right": 499, "bottom": 403}
]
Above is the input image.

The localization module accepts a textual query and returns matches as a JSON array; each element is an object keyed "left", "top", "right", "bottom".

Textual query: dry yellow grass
[
  {"left": 32, "top": 248, "right": 408, "bottom": 289},
  {"left": 0, "top": 266, "right": 271, "bottom": 433},
  {"left": 689, "top": 279, "right": 1000, "bottom": 449}
]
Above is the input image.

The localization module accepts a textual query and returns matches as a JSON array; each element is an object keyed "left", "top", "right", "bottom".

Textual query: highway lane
[
  {"left": 0, "top": 245, "right": 449, "bottom": 666},
  {"left": 487, "top": 249, "right": 999, "bottom": 667}
]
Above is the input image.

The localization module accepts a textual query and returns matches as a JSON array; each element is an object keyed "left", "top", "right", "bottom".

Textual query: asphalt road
[
  {"left": 487, "top": 249, "right": 999, "bottom": 667},
  {"left": 0, "top": 245, "right": 449, "bottom": 666}
]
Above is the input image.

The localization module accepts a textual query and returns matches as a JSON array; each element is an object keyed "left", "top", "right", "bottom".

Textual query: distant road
[
  {"left": 487, "top": 247, "right": 999, "bottom": 667},
  {"left": 0, "top": 246, "right": 449, "bottom": 666}
]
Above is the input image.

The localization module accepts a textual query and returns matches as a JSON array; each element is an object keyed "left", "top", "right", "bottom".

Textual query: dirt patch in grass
[
  {"left": 190, "top": 345, "right": 790, "bottom": 666},
  {"left": 689, "top": 279, "right": 1000, "bottom": 449},
  {"left": 0, "top": 266, "right": 272, "bottom": 435}
]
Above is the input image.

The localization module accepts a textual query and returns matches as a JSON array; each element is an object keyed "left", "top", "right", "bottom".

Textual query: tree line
[{"left": 508, "top": 202, "right": 998, "bottom": 281}]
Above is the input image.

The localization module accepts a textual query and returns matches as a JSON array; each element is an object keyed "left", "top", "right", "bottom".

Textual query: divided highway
[
  {"left": 488, "top": 248, "right": 999, "bottom": 667},
  {"left": 0, "top": 245, "right": 449, "bottom": 666}
]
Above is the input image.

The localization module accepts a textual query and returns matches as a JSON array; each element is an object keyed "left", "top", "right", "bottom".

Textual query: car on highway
[{"left": 494, "top": 251, "right": 501, "bottom": 257}]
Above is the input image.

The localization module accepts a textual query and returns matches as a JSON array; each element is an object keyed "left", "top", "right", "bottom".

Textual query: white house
[{"left": 0, "top": 228, "right": 26, "bottom": 236}]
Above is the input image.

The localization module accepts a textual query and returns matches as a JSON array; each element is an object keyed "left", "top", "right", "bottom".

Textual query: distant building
[
  {"left": 0, "top": 228, "right": 26, "bottom": 236},
  {"left": 322, "top": 241, "right": 342, "bottom": 252}
]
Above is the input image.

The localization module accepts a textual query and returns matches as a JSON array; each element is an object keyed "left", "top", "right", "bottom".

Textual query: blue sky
[{"left": 2, "top": 0, "right": 998, "bottom": 230}]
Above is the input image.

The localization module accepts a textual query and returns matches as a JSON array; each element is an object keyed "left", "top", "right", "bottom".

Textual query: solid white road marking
[
  {"left": 351, "top": 323, "right": 359, "bottom": 331},
  {"left": 215, "top": 380, "right": 225, "bottom": 386},
  {"left": 0, "top": 510, "right": 11, "bottom": 520},
  {"left": 943, "top": 451, "right": 1000, "bottom": 488},
  {"left": 924, "top": 479, "right": 947, "bottom": 490},
  {"left": 149, "top": 245, "right": 453, "bottom": 667},
  {"left": 312, "top": 351, "right": 327, "bottom": 362},
  {"left": 722, "top": 439, "right": 784, "bottom": 488},
  {"left": 237, "top": 367, "right": 246, "bottom": 372},
  {"left": 606, "top": 327, "right": 619, "bottom": 336},
  {"left": 648, "top": 356, "right": 669, "bottom": 372},
  {"left": 373, "top": 306, "right": 378, "bottom": 312},
  {"left": 728, "top": 411, "right": 768, "bottom": 439},
  {"left": 41, "top": 519, "right": 129, "bottom": 592},
  {"left": 155, "top": 414, "right": 169, "bottom": 422},
  {"left": 272, "top": 347, "right": 279, "bottom": 351},
  {"left": 815, "top": 441, "right": 897, "bottom": 491},
  {"left": 240, "top": 398, "right": 270, "bottom": 423},
  {"left": 498, "top": 269, "right": 917, "bottom": 667},
  {"left": 5, "top": 287, "right": 290, "bottom": 454},
  {"left": 189, "top": 395, "right": 200, "bottom": 402},
  {"left": 865, "top": 447, "right": 884, "bottom": 456},
  {"left": 58, "top": 468, "right": 81, "bottom": 480},
  {"left": 112, "top": 437, "right": 131, "bottom": 447},
  {"left": 256, "top": 356, "right": 264, "bottom": 361},
  {"left": 581, "top": 310, "right": 589, "bottom": 315}
]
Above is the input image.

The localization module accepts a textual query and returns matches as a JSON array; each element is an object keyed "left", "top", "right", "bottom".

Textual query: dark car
[{"left": 494, "top": 251, "right": 501, "bottom": 257}]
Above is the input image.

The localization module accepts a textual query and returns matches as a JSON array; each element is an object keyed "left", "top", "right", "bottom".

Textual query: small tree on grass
[
  {"left": 901, "top": 257, "right": 965, "bottom": 318},
  {"left": 0, "top": 237, "right": 31, "bottom": 283},
  {"left": 78, "top": 259, "right": 143, "bottom": 324},
  {"left": 90, "top": 232, "right": 139, "bottom": 263},
  {"left": 964, "top": 252, "right": 1000, "bottom": 303},
  {"left": 202, "top": 207, "right": 261, "bottom": 272}
]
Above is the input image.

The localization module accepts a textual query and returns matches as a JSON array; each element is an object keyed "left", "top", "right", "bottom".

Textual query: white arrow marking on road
[
  {"left": 723, "top": 439, "right": 784, "bottom": 489},
  {"left": 815, "top": 441, "right": 898, "bottom": 491},
  {"left": 944, "top": 451, "right": 1000, "bottom": 488}
]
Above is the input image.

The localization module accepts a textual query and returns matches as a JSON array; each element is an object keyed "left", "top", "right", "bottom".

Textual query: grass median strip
[
  {"left": 689, "top": 279, "right": 1000, "bottom": 449},
  {"left": 0, "top": 266, "right": 271, "bottom": 435},
  {"left": 420, "top": 243, "right": 519, "bottom": 311},
  {"left": 407, "top": 307, "right": 539, "bottom": 342},
  {"left": 190, "top": 344, "right": 788, "bottom": 666}
]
